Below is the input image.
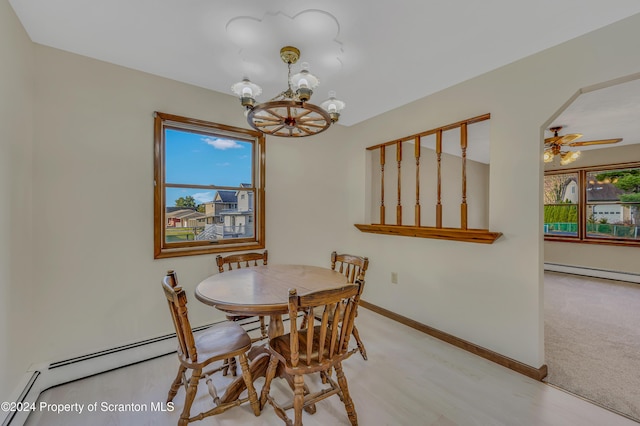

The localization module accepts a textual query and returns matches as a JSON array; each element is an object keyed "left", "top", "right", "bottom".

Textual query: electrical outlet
[{"left": 391, "top": 272, "right": 398, "bottom": 284}]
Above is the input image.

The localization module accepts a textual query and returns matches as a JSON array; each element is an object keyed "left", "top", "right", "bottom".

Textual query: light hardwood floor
[{"left": 25, "top": 308, "right": 636, "bottom": 426}]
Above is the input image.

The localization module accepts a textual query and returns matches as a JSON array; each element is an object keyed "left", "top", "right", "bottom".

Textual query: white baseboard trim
[
  {"left": 1, "top": 321, "right": 229, "bottom": 426},
  {"left": 544, "top": 263, "right": 640, "bottom": 284}
]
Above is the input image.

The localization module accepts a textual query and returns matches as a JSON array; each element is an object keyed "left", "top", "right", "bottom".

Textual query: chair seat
[{"left": 188, "top": 322, "right": 251, "bottom": 366}]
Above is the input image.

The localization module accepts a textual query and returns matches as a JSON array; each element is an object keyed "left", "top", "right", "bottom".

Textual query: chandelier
[{"left": 231, "top": 46, "right": 345, "bottom": 137}]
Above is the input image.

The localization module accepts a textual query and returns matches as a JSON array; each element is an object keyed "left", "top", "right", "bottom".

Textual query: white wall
[
  {"left": 341, "top": 13, "right": 640, "bottom": 368},
  {"left": 544, "top": 143, "right": 640, "bottom": 274},
  {"left": 29, "top": 46, "right": 259, "bottom": 363},
  {"left": 0, "top": 1, "right": 35, "bottom": 402}
]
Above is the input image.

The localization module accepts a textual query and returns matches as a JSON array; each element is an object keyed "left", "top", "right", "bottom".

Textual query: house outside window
[
  {"left": 544, "top": 163, "right": 640, "bottom": 245},
  {"left": 153, "top": 112, "right": 265, "bottom": 258}
]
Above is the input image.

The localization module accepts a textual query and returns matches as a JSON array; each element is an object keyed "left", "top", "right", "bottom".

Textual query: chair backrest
[
  {"left": 216, "top": 250, "right": 268, "bottom": 273},
  {"left": 331, "top": 251, "right": 368, "bottom": 283},
  {"left": 287, "top": 281, "right": 362, "bottom": 368},
  {"left": 162, "top": 270, "right": 198, "bottom": 362}
]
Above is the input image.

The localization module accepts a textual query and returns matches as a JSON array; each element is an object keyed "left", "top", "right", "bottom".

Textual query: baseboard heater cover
[
  {"left": 544, "top": 263, "right": 640, "bottom": 284},
  {"left": 1, "top": 372, "right": 40, "bottom": 426},
  {"left": 2, "top": 320, "right": 228, "bottom": 426},
  {"left": 2, "top": 316, "right": 279, "bottom": 425}
]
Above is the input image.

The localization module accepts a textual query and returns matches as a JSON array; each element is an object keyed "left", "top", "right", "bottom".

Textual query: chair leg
[
  {"left": 293, "top": 374, "right": 305, "bottom": 426},
  {"left": 222, "top": 356, "right": 238, "bottom": 376},
  {"left": 259, "top": 316, "right": 267, "bottom": 339},
  {"left": 238, "top": 352, "right": 261, "bottom": 416},
  {"left": 334, "top": 362, "right": 358, "bottom": 426},
  {"left": 260, "top": 356, "right": 279, "bottom": 409},
  {"left": 299, "top": 312, "right": 308, "bottom": 330},
  {"left": 167, "top": 364, "right": 187, "bottom": 403},
  {"left": 179, "top": 368, "right": 202, "bottom": 426},
  {"left": 222, "top": 357, "right": 230, "bottom": 376},
  {"left": 351, "top": 325, "right": 367, "bottom": 360}
]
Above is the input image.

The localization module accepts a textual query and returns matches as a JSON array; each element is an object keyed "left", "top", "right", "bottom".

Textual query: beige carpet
[{"left": 544, "top": 271, "right": 640, "bottom": 422}]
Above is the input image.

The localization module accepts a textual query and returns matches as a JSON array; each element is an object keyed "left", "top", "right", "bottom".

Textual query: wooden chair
[
  {"left": 260, "top": 282, "right": 363, "bottom": 426},
  {"left": 303, "top": 252, "right": 369, "bottom": 360},
  {"left": 330, "top": 252, "right": 369, "bottom": 360},
  {"left": 162, "top": 270, "right": 260, "bottom": 426},
  {"left": 216, "top": 250, "right": 269, "bottom": 342}
]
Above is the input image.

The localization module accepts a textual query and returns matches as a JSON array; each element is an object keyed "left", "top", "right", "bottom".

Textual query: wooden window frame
[
  {"left": 545, "top": 161, "right": 640, "bottom": 247},
  {"left": 153, "top": 112, "right": 266, "bottom": 259}
]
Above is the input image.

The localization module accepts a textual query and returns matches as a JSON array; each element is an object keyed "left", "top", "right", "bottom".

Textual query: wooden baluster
[
  {"left": 460, "top": 123, "right": 468, "bottom": 230},
  {"left": 436, "top": 130, "right": 443, "bottom": 228},
  {"left": 396, "top": 141, "right": 402, "bottom": 225},
  {"left": 414, "top": 136, "right": 421, "bottom": 227},
  {"left": 380, "top": 146, "right": 386, "bottom": 225}
]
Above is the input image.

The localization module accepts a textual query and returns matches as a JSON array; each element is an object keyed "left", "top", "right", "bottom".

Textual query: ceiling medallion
[{"left": 231, "top": 46, "right": 345, "bottom": 137}]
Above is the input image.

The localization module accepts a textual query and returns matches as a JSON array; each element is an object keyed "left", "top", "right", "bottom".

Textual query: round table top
[{"left": 195, "top": 264, "right": 349, "bottom": 316}]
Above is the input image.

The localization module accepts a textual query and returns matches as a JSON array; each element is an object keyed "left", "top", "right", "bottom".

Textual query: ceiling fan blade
[
  {"left": 544, "top": 136, "right": 561, "bottom": 144},
  {"left": 557, "top": 133, "right": 582, "bottom": 145},
  {"left": 568, "top": 138, "right": 622, "bottom": 147},
  {"left": 544, "top": 133, "right": 582, "bottom": 145}
]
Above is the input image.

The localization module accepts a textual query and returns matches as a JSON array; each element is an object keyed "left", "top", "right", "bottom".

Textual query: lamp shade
[
  {"left": 231, "top": 78, "right": 262, "bottom": 99},
  {"left": 291, "top": 63, "right": 319, "bottom": 90},
  {"left": 320, "top": 91, "right": 345, "bottom": 114}
]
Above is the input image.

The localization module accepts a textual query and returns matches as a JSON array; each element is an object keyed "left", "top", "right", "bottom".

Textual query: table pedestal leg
[{"left": 268, "top": 314, "right": 284, "bottom": 340}]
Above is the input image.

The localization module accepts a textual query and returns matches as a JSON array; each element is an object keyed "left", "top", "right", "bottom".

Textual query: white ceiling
[
  {"left": 9, "top": 0, "right": 640, "bottom": 130},
  {"left": 548, "top": 78, "right": 640, "bottom": 152}
]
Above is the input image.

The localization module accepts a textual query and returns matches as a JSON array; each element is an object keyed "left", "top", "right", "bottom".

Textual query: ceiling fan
[{"left": 544, "top": 126, "right": 623, "bottom": 165}]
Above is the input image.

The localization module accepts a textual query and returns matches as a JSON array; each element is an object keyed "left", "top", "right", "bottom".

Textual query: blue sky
[{"left": 165, "top": 128, "right": 252, "bottom": 206}]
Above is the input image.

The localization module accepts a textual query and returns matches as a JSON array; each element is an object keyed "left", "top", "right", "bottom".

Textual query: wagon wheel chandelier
[{"left": 231, "top": 46, "right": 345, "bottom": 137}]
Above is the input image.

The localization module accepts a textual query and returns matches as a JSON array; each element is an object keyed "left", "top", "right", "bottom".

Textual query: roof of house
[
  {"left": 214, "top": 190, "right": 237, "bottom": 203},
  {"left": 586, "top": 183, "right": 625, "bottom": 202},
  {"left": 166, "top": 209, "right": 205, "bottom": 220},
  {"left": 166, "top": 206, "right": 193, "bottom": 213}
]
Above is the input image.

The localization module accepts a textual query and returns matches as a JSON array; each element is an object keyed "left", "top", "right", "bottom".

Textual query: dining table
[
  {"left": 194, "top": 264, "right": 351, "bottom": 405},
  {"left": 195, "top": 263, "right": 350, "bottom": 339}
]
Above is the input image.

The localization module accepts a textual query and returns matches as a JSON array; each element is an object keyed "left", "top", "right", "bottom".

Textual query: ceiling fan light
[
  {"left": 543, "top": 150, "right": 554, "bottom": 163},
  {"left": 559, "top": 151, "right": 578, "bottom": 166}
]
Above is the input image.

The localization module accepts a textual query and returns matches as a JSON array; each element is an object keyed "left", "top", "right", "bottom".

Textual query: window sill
[
  {"left": 544, "top": 236, "right": 640, "bottom": 247},
  {"left": 355, "top": 224, "right": 502, "bottom": 244}
]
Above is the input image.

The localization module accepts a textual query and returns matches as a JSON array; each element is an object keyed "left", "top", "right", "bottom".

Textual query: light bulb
[
  {"left": 298, "top": 78, "right": 309, "bottom": 89},
  {"left": 242, "top": 86, "right": 253, "bottom": 97}
]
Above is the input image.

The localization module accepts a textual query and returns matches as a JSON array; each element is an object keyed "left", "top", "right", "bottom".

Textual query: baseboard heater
[
  {"left": 544, "top": 263, "right": 640, "bottom": 284},
  {"left": 1, "top": 327, "right": 187, "bottom": 426},
  {"left": 2, "top": 317, "right": 274, "bottom": 425}
]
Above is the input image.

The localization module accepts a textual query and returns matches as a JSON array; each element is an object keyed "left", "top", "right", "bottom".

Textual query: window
[
  {"left": 154, "top": 112, "right": 265, "bottom": 258},
  {"left": 544, "top": 163, "right": 640, "bottom": 245},
  {"left": 544, "top": 172, "right": 578, "bottom": 237}
]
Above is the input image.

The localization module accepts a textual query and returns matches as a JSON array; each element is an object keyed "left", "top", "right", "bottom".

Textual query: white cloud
[
  {"left": 192, "top": 192, "right": 214, "bottom": 203},
  {"left": 202, "top": 137, "right": 244, "bottom": 150},
  {"left": 215, "top": 162, "right": 231, "bottom": 167}
]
